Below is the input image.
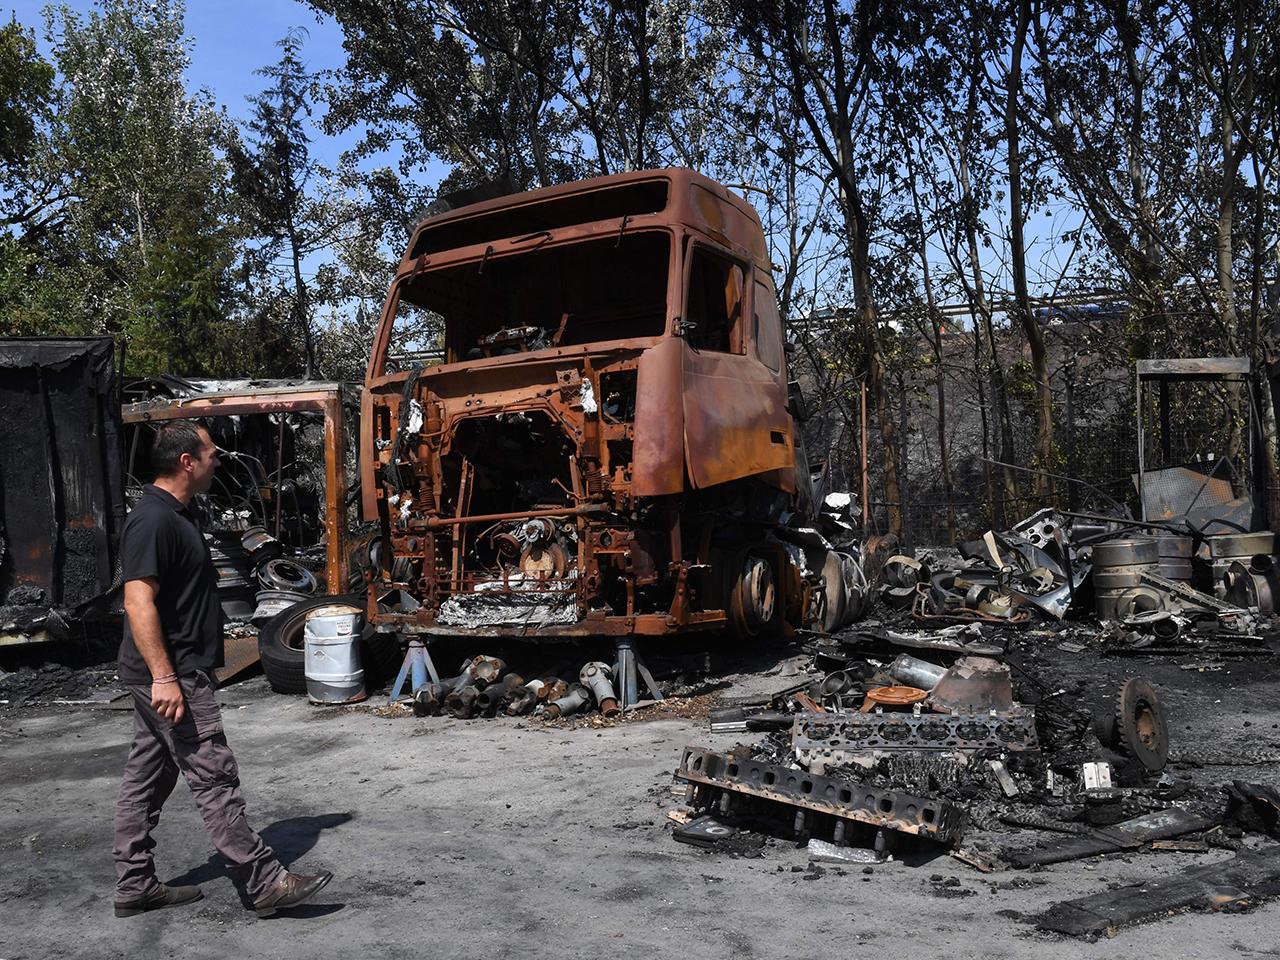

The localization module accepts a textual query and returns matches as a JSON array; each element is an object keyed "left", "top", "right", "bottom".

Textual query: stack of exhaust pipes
[{"left": 412, "top": 656, "right": 621, "bottom": 720}]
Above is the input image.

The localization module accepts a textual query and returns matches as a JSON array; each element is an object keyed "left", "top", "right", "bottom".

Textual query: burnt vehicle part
[
  {"left": 1092, "top": 677, "right": 1170, "bottom": 774},
  {"left": 1011, "top": 806, "right": 1221, "bottom": 870},
  {"left": 121, "top": 383, "right": 351, "bottom": 595},
  {"left": 544, "top": 682, "right": 591, "bottom": 719},
  {"left": 579, "top": 660, "right": 619, "bottom": 716},
  {"left": 0, "top": 337, "right": 125, "bottom": 645},
  {"left": 361, "top": 169, "right": 842, "bottom": 643},
  {"left": 791, "top": 708, "right": 1040, "bottom": 773},
  {"left": 674, "top": 746, "right": 967, "bottom": 847}
]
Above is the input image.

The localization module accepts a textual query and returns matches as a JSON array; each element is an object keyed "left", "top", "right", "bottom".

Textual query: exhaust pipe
[{"left": 579, "top": 661, "right": 619, "bottom": 717}]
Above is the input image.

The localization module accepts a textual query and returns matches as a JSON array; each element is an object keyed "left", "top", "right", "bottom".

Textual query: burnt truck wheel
[
  {"left": 257, "top": 594, "right": 398, "bottom": 694},
  {"left": 726, "top": 552, "right": 776, "bottom": 640}
]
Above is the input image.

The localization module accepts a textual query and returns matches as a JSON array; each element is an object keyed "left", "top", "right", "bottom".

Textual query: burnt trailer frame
[
  {"left": 362, "top": 168, "right": 814, "bottom": 640},
  {"left": 121, "top": 383, "right": 350, "bottom": 595}
]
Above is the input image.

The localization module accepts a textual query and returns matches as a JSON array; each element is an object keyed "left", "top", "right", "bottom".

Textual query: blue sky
[{"left": 5, "top": 0, "right": 357, "bottom": 168}]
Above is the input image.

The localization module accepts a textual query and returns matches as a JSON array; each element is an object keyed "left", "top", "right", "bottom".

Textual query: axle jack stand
[
  {"left": 387, "top": 639, "right": 440, "bottom": 705},
  {"left": 614, "top": 637, "right": 665, "bottom": 711}
]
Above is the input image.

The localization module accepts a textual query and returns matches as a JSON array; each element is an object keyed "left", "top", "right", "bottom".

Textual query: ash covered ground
[{"left": 4, "top": 621, "right": 1280, "bottom": 957}]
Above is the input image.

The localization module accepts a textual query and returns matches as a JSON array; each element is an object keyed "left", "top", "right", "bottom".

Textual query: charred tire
[
  {"left": 1113, "top": 677, "right": 1169, "bottom": 773},
  {"left": 257, "top": 594, "right": 399, "bottom": 694}
]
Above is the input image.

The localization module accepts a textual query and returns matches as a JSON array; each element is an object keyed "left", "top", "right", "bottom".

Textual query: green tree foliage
[
  {"left": 303, "top": 0, "right": 728, "bottom": 198},
  {"left": 0, "top": 19, "right": 54, "bottom": 173},
  {"left": 232, "top": 29, "right": 322, "bottom": 377},
  {"left": 0, "top": 0, "right": 256, "bottom": 375}
]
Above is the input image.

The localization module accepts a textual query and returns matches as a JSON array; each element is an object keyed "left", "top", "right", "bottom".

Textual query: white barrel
[{"left": 303, "top": 604, "right": 366, "bottom": 704}]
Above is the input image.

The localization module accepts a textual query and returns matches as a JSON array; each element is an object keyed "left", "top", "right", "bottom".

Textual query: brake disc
[{"left": 1114, "top": 677, "right": 1170, "bottom": 773}]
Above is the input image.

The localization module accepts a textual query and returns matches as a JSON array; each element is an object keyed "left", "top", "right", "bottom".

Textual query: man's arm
[{"left": 123, "top": 577, "right": 184, "bottom": 723}]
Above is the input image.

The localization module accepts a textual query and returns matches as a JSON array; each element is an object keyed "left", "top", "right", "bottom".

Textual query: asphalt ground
[{"left": 3, "top": 643, "right": 1280, "bottom": 960}]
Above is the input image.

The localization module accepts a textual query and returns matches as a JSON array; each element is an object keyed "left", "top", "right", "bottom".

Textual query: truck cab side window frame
[{"left": 682, "top": 242, "right": 748, "bottom": 355}]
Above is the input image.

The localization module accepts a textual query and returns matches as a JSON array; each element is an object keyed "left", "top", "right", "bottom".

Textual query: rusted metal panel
[
  {"left": 632, "top": 336, "right": 685, "bottom": 496},
  {"left": 681, "top": 342, "right": 795, "bottom": 491},
  {"left": 0, "top": 337, "right": 124, "bottom": 614}
]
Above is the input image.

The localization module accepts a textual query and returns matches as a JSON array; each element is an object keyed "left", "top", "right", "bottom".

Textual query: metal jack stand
[
  {"left": 387, "top": 639, "right": 441, "bottom": 705},
  {"left": 614, "top": 637, "right": 664, "bottom": 711}
]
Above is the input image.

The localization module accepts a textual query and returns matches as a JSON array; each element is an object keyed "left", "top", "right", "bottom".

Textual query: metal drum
[
  {"left": 1092, "top": 538, "right": 1160, "bottom": 621},
  {"left": 303, "top": 604, "right": 367, "bottom": 705},
  {"left": 1152, "top": 534, "right": 1194, "bottom": 582},
  {"left": 1194, "top": 532, "right": 1276, "bottom": 598}
]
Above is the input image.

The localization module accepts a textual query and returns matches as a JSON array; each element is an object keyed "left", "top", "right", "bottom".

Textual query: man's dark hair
[{"left": 151, "top": 421, "right": 209, "bottom": 477}]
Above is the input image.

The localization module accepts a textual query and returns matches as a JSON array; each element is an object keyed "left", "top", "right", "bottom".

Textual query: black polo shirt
[{"left": 117, "top": 484, "right": 223, "bottom": 683}]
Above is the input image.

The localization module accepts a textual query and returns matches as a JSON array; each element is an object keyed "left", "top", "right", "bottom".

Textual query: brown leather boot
[
  {"left": 114, "top": 883, "right": 204, "bottom": 918},
  {"left": 251, "top": 871, "right": 333, "bottom": 918}
]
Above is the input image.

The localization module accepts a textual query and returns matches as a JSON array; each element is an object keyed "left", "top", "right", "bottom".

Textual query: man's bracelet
[{"left": 152, "top": 674, "right": 178, "bottom": 684}]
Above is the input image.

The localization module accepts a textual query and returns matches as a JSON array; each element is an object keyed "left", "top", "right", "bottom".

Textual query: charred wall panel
[{"left": 0, "top": 338, "right": 124, "bottom": 608}]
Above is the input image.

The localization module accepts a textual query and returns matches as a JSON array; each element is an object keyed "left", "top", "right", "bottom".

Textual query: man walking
[{"left": 113, "top": 420, "right": 332, "bottom": 918}]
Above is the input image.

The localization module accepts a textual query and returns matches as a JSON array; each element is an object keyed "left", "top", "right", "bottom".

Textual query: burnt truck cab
[{"left": 362, "top": 168, "right": 840, "bottom": 639}]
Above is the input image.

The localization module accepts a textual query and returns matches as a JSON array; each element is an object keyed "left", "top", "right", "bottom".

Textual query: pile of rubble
[
  {"left": 665, "top": 506, "right": 1280, "bottom": 937},
  {"left": 872, "top": 507, "right": 1274, "bottom": 644}
]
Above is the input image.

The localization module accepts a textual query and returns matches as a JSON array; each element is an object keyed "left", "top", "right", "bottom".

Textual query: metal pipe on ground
[
  {"left": 473, "top": 674, "right": 526, "bottom": 716},
  {"left": 412, "top": 664, "right": 476, "bottom": 715},
  {"left": 504, "top": 678, "right": 545, "bottom": 716},
  {"left": 465, "top": 655, "right": 506, "bottom": 688},
  {"left": 887, "top": 654, "right": 948, "bottom": 690},
  {"left": 579, "top": 662, "right": 619, "bottom": 717},
  {"left": 544, "top": 683, "right": 591, "bottom": 719},
  {"left": 445, "top": 685, "right": 481, "bottom": 718}
]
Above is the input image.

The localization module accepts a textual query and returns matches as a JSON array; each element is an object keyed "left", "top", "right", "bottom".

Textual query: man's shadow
[{"left": 166, "top": 812, "right": 351, "bottom": 915}]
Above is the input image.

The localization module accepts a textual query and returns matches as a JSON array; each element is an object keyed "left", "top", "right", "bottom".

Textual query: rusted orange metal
[
  {"left": 122, "top": 384, "right": 350, "bottom": 595},
  {"left": 860, "top": 686, "right": 930, "bottom": 712},
  {"left": 362, "top": 169, "right": 815, "bottom": 639}
]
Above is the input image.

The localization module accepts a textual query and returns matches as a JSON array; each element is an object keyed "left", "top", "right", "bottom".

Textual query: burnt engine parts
[
  {"left": 674, "top": 746, "right": 968, "bottom": 848},
  {"left": 1093, "top": 678, "right": 1170, "bottom": 773}
]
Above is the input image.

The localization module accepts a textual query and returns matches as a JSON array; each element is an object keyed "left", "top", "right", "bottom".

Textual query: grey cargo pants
[{"left": 112, "top": 671, "right": 286, "bottom": 901}]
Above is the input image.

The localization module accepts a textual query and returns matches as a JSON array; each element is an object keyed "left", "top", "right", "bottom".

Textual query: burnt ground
[{"left": 4, "top": 633, "right": 1280, "bottom": 959}]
